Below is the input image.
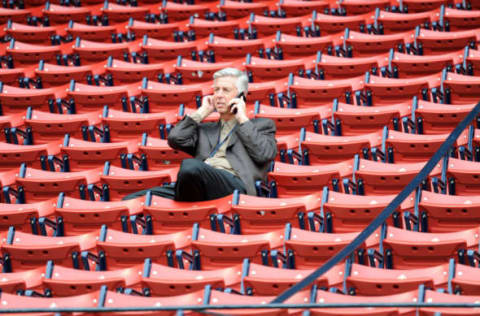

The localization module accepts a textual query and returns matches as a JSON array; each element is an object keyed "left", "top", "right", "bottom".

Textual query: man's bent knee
[{"left": 178, "top": 159, "right": 204, "bottom": 178}]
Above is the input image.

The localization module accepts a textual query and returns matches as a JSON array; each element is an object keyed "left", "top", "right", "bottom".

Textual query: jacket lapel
[
  {"left": 226, "top": 123, "right": 239, "bottom": 150},
  {"left": 207, "top": 121, "right": 222, "bottom": 149}
]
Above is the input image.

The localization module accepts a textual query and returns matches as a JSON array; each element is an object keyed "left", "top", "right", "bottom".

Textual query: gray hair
[{"left": 213, "top": 68, "right": 248, "bottom": 95}]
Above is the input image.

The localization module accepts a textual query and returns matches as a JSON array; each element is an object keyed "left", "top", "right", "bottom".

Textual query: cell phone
[{"left": 230, "top": 92, "right": 246, "bottom": 114}]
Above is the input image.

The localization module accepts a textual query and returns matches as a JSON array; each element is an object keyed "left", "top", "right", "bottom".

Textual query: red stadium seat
[
  {"left": 0, "top": 198, "right": 55, "bottom": 233},
  {"left": 242, "top": 261, "right": 330, "bottom": 296},
  {"left": 373, "top": 9, "right": 434, "bottom": 34},
  {"left": 385, "top": 49, "right": 461, "bottom": 78},
  {"left": 66, "top": 21, "right": 117, "bottom": 42},
  {"left": 43, "top": 261, "right": 142, "bottom": 296},
  {"left": 0, "top": 141, "right": 60, "bottom": 171},
  {"left": 42, "top": 3, "right": 90, "bottom": 24},
  {"left": 142, "top": 260, "right": 242, "bottom": 296},
  {"left": 0, "top": 266, "right": 44, "bottom": 294},
  {"left": 253, "top": 103, "right": 330, "bottom": 135},
  {"left": 126, "top": 20, "right": 180, "bottom": 41},
  {"left": 6, "top": 40, "right": 61, "bottom": 66},
  {"left": 1, "top": 228, "right": 98, "bottom": 270},
  {"left": 219, "top": 0, "right": 270, "bottom": 19},
  {"left": 140, "top": 79, "right": 210, "bottom": 111},
  {"left": 289, "top": 75, "right": 364, "bottom": 107},
  {"left": 412, "top": 27, "right": 477, "bottom": 55},
  {"left": 173, "top": 57, "right": 243, "bottom": 84},
  {"left": 73, "top": 38, "right": 131, "bottom": 63},
  {"left": 102, "top": 107, "right": 177, "bottom": 141},
  {"left": 101, "top": 2, "right": 151, "bottom": 23},
  {"left": 0, "top": 7, "right": 30, "bottom": 24},
  {"left": 421, "top": 289, "right": 480, "bottom": 315},
  {"left": 221, "top": 192, "right": 322, "bottom": 233},
  {"left": 274, "top": 32, "right": 334, "bottom": 59},
  {"left": 451, "top": 262, "right": 480, "bottom": 295},
  {"left": 5, "top": 22, "right": 57, "bottom": 45},
  {"left": 317, "top": 189, "right": 406, "bottom": 233},
  {"left": 279, "top": 0, "right": 328, "bottom": 17},
  {"left": 190, "top": 227, "right": 283, "bottom": 270},
  {"left": 25, "top": 108, "right": 102, "bottom": 143},
  {"left": 207, "top": 35, "right": 270, "bottom": 62},
  {"left": 312, "top": 11, "right": 369, "bottom": 34},
  {"left": 346, "top": 262, "right": 449, "bottom": 295},
  {"left": 101, "top": 164, "right": 176, "bottom": 200},
  {"left": 0, "top": 68, "right": 26, "bottom": 86},
  {"left": 444, "top": 158, "right": 480, "bottom": 196},
  {"left": 402, "top": 0, "right": 452, "bottom": 12},
  {"left": 414, "top": 190, "right": 480, "bottom": 232},
  {"left": 138, "top": 134, "right": 192, "bottom": 169},
  {"left": 55, "top": 194, "right": 143, "bottom": 234},
  {"left": 357, "top": 72, "right": 439, "bottom": 106},
  {"left": 95, "top": 225, "right": 192, "bottom": 269},
  {"left": 300, "top": 130, "right": 382, "bottom": 164},
  {"left": 141, "top": 35, "right": 209, "bottom": 62},
  {"left": 187, "top": 17, "right": 242, "bottom": 39},
  {"left": 283, "top": 226, "right": 380, "bottom": 269},
  {"left": 106, "top": 58, "right": 167, "bottom": 84},
  {"left": 381, "top": 226, "right": 479, "bottom": 269},
  {"left": 343, "top": 29, "right": 412, "bottom": 57},
  {"left": 249, "top": 15, "right": 305, "bottom": 37},
  {"left": 314, "top": 52, "right": 382, "bottom": 80},
  {"left": 0, "top": 83, "right": 67, "bottom": 114},
  {"left": 60, "top": 135, "right": 139, "bottom": 170},
  {"left": 142, "top": 193, "right": 232, "bottom": 234},
  {"left": 331, "top": 101, "right": 411, "bottom": 136},
  {"left": 267, "top": 161, "right": 350, "bottom": 197},
  {"left": 67, "top": 81, "right": 140, "bottom": 113},
  {"left": 14, "top": 164, "right": 101, "bottom": 202},
  {"left": 442, "top": 7, "right": 480, "bottom": 31},
  {"left": 161, "top": 1, "right": 211, "bottom": 21},
  {"left": 339, "top": 0, "right": 390, "bottom": 15},
  {"left": 436, "top": 71, "right": 480, "bottom": 105},
  {"left": 246, "top": 55, "right": 313, "bottom": 82},
  {"left": 34, "top": 61, "right": 104, "bottom": 87}
]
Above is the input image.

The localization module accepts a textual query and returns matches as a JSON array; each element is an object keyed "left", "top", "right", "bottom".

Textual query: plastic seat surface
[
  {"left": 333, "top": 102, "right": 411, "bottom": 135},
  {"left": 279, "top": 0, "right": 328, "bottom": 17},
  {"left": 139, "top": 135, "right": 192, "bottom": 168},
  {"left": 444, "top": 7, "right": 480, "bottom": 31},
  {"left": 142, "top": 262, "right": 242, "bottom": 296},
  {"left": 174, "top": 58, "right": 243, "bottom": 83},
  {"left": 446, "top": 158, "right": 480, "bottom": 195},
  {"left": 42, "top": 3, "right": 91, "bottom": 24},
  {"left": 415, "top": 100, "right": 476, "bottom": 134},
  {"left": 66, "top": 22, "right": 117, "bottom": 42},
  {"left": 7, "top": 40, "right": 61, "bottom": 65},
  {"left": 390, "top": 50, "right": 462, "bottom": 78},
  {"left": 347, "top": 30, "right": 412, "bottom": 57},
  {"left": 144, "top": 194, "right": 233, "bottom": 233},
  {"left": 219, "top": 0, "right": 270, "bottom": 18},
  {"left": 315, "top": 53, "right": 382, "bottom": 79},
  {"left": 383, "top": 226, "right": 479, "bottom": 269},
  {"left": 17, "top": 166, "right": 102, "bottom": 202},
  {"left": 0, "top": 266, "right": 44, "bottom": 293},
  {"left": 322, "top": 191, "right": 408, "bottom": 233},
  {"left": 35, "top": 62, "right": 102, "bottom": 87},
  {"left": 346, "top": 262, "right": 449, "bottom": 295},
  {"left": 285, "top": 227, "right": 380, "bottom": 269},
  {"left": 290, "top": 75, "right": 364, "bottom": 107},
  {"left": 26, "top": 109, "right": 102, "bottom": 142},
  {"left": 192, "top": 228, "right": 284, "bottom": 269},
  {"left": 106, "top": 59, "right": 167, "bottom": 84},
  {"left": 355, "top": 158, "right": 442, "bottom": 195},
  {"left": 0, "top": 83, "right": 67, "bottom": 113},
  {"left": 0, "top": 198, "right": 55, "bottom": 233},
  {"left": 141, "top": 36, "right": 208, "bottom": 62},
  {"left": 250, "top": 15, "right": 306, "bottom": 37},
  {"left": 56, "top": 195, "right": 143, "bottom": 234},
  {"left": 6, "top": 22, "right": 57, "bottom": 44},
  {"left": 416, "top": 28, "right": 477, "bottom": 55},
  {"left": 313, "top": 12, "right": 370, "bottom": 34},
  {"left": 402, "top": 0, "right": 452, "bottom": 12},
  {"left": 230, "top": 192, "right": 322, "bottom": 233},
  {"left": 275, "top": 33, "right": 334, "bottom": 58},
  {"left": 141, "top": 80, "right": 211, "bottom": 110},
  {"left": 339, "top": 0, "right": 390, "bottom": 15},
  {"left": 268, "top": 161, "right": 351, "bottom": 196},
  {"left": 375, "top": 10, "right": 435, "bottom": 34},
  {"left": 421, "top": 289, "right": 480, "bottom": 315},
  {"left": 1, "top": 230, "right": 98, "bottom": 269},
  {"left": 247, "top": 56, "right": 313, "bottom": 82},
  {"left": 102, "top": 2, "right": 151, "bottom": 22},
  {"left": 207, "top": 35, "right": 271, "bottom": 62},
  {"left": 126, "top": 20, "right": 180, "bottom": 40},
  {"left": 0, "top": 141, "right": 60, "bottom": 171},
  {"left": 44, "top": 262, "right": 142, "bottom": 296},
  {"left": 301, "top": 130, "right": 382, "bottom": 164},
  {"left": 443, "top": 71, "right": 480, "bottom": 104}
]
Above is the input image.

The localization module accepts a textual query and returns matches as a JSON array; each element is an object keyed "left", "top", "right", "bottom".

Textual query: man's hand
[
  {"left": 196, "top": 95, "right": 215, "bottom": 121},
  {"left": 229, "top": 96, "right": 249, "bottom": 124}
]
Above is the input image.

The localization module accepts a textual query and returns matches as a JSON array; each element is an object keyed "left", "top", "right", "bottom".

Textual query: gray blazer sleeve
[
  {"left": 236, "top": 118, "right": 277, "bottom": 165},
  {"left": 167, "top": 116, "right": 199, "bottom": 157}
]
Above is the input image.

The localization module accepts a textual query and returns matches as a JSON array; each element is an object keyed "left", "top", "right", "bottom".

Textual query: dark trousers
[{"left": 122, "top": 158, "right": 246, "bottom": 201}]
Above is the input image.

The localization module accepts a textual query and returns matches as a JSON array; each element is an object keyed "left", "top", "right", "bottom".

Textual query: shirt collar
[{"left": 220, "top": 117, "right": 237, "bottom": 129}]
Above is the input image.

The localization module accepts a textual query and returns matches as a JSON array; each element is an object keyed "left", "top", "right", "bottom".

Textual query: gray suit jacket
[{"left": 167, "top": 116, "right": 277, "bottom": 195}]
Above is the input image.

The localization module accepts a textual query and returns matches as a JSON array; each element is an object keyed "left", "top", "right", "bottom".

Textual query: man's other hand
[{"left": 197, "top": 95, "right": 216, "bottom": 120}]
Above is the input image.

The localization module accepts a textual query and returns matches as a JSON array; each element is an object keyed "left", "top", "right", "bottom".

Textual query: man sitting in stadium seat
[{"left": 123, "top": 67, "right": 277, "bottom": 201}]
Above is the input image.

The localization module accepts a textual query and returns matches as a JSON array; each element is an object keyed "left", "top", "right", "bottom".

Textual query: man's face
[{"left": 213, "top": 76, "right": 239, "bottom": 114}]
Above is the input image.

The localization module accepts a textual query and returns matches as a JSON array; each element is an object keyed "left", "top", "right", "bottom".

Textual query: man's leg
[
  {"left": 122, "top": 184, "right": 176, "bottom": 201},
  {"left": 175, "top": 158, "right": 246, "bottom": 201}
]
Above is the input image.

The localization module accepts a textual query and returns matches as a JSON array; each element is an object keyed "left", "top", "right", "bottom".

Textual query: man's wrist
[{"left": 237, "top": 115, "right": 249, "bottom": 124}]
